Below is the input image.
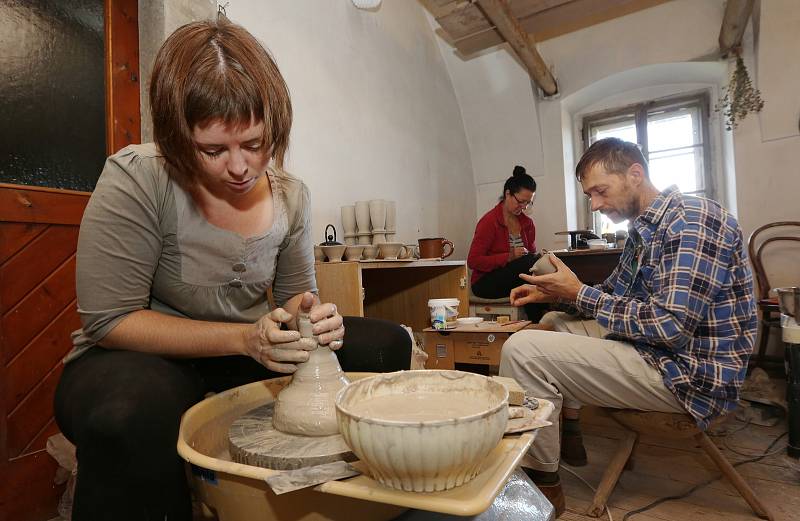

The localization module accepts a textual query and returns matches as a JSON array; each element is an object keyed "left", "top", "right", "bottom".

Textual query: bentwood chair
[{"left": 748, "top": 221, "right": 800, "bottom": 367}]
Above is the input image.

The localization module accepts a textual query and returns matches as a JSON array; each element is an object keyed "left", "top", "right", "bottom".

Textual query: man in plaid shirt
[{"left": 501, "top": 138, "right": 756, "bottom": 516}]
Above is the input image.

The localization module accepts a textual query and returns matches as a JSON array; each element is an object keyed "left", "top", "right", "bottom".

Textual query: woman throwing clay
[
  {"left": 467, "top": 166, "right": 547, "bottom": 322},
  {"left": 54, "top": 19, "right": 409, "bottom": 521}
]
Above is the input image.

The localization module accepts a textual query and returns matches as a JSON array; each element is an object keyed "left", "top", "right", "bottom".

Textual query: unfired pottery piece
[
  {"left": 378, "top": 242, "right": 405, "bottom": 260},
  {"left": 362, "top": 244, "right": 379, "bottom": 260},
  {"left": 530, "top": 253, "right": 557, "bottom": 276},
  {"left": 273, "top": 313, "right": 350, "bottom": 436},
  {"left": 336, "top": 370, "right": 508, "bottom": 492},
  {"left": 321, "top": 244, "right": 346, "bottom": 262},
  {"left": 355, "top": 201, "right": 371, "bottom": 234},
  {"left": 344, "top": 245, "right": 365, "bottom": 261},
  {"left": 385, "top": 200, "right": 396, "bottom": 233},
  {"left": 341, "top": 205, "right": 356, "bottom": 236},
  {"left": 369, "top": 199, "right": 386, "bottom": 232}
]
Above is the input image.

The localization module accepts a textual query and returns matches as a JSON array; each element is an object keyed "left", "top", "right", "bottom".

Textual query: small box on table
[{"left": 422, "top": 321, "right": 551, "bottom": 371}]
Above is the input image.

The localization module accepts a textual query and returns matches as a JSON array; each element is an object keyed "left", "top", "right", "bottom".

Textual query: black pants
[
  {"left": 54, "top": 316, "right": 411, "bottom": 521},
  {"left": 471, "top": 254, "right": 549, "bottom": 323}
]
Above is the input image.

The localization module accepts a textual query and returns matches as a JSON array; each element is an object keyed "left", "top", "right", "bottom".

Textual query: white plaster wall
[
  {"left": 225, "top": 1, "right": 475, "bottom": 258},
  {"left": 433, "top": 32, "right": 550, "bottom": 247},
  {"left": 138, "top": 0, "right": 216, "bottom": 142},
  {"left": 437, "top": 0, "right": 800, "bottom": 355}
]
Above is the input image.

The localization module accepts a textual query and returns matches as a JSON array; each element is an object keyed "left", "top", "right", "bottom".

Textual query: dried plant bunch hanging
[{"left": 715, "top": 52, "right": 765, "bottom": 130}]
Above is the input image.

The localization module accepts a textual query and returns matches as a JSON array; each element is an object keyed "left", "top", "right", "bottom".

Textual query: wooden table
[
  {"left": 315, "top": 260, "right": 469, "bottom": 332},
  {"left": 552, "top": 247, "right": 623, "bottom": 285},
  {"left": 422, "top": 322, "right": 552, "bottom": 370}
]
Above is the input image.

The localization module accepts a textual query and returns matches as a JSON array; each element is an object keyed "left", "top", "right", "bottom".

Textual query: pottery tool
[
  {"left": 491, "top": 376, "right": 525, "bottom": 406},
  {"left": 265, "top": 461, "right": 360, "bottom": 495}
]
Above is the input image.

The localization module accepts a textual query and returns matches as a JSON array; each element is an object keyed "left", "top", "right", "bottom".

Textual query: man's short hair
[{"left": 575, "top": 138, "right": 649, "bottom": 181}]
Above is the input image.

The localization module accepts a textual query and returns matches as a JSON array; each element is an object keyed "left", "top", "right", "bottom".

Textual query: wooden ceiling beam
[
  {"left": 437, "top": 0, "right": 572, "bottom": 41},
  {"left": 454, "top": 0, "right": 671, "bottom": 56},
  {"left": 419, "top": 0, "right": 471, "bottom": 20},
  {"left": 475, "top": 0, "right": 558, "bottom": 96},
  {"left": 719, "top": 0, "right": 754, "bottom": 58}
]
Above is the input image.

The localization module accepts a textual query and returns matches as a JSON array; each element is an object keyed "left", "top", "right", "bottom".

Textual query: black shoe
[
  {"left": 522, "top": 468, "right": 565, "bottom": 518},
  {"left": 560, "top": 419, "right": 588, "bottom": 466}
]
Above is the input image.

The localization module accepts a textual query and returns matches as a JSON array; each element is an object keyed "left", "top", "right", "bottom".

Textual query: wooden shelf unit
[{"left": 315, "top": 260, "right": 469, "bottom": 332}]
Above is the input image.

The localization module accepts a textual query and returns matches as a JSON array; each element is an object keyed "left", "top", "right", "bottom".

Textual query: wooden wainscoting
[{"left": 0, "top": 184, "right": 90, "bottom": 521}]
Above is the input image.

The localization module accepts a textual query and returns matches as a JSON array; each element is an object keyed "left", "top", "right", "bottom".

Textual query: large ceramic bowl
[{"left": 335, "top": 370, "right": 508, "bottom": 492}]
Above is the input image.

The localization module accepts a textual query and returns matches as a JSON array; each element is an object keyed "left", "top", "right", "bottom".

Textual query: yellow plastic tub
[{"left": 177, "top": 373, "right": 404, "bottom": 521}]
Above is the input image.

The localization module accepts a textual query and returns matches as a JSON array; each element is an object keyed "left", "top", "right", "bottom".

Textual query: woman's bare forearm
[{"left": 99, "top": 310, "right": 250, "bottom": 357}]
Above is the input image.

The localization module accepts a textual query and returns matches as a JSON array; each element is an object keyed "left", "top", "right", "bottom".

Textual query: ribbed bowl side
[{"left": 338, "top": 399, "right": 507, "bottom": 492}]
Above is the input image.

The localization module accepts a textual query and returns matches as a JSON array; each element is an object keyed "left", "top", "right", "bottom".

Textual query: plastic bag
[
  {"left": 46, "top": 433, "right": 77, "bottom": 520},
  {"left": 401, "top": 325, "right": 428, "bottom": 370}
]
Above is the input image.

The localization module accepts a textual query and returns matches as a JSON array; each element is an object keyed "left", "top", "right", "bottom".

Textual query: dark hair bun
[{"left": 513, "top": 165, "right": 526, "bottom": 177}]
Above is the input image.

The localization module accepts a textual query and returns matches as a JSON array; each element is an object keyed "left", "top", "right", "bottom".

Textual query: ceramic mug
[{"left": 418, "top": 237, "right": 454, "bottom": 259}]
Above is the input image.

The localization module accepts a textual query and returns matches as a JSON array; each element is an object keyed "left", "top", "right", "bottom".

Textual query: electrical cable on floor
[
  {"left": 559, "top": 464, "right": 614, "bottom": 521},
  {"left": 620, "top": 431, "right": 788, "bottom": 520},
  {"left": 709, "top": 417, "right": 788, "bottom": 457}
]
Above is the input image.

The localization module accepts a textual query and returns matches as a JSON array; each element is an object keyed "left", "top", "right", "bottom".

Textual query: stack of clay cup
[{"left": 342, "top": 200, "right": 400, "bottom": 259}]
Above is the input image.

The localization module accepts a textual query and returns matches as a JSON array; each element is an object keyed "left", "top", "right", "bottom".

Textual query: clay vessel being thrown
[{"left": 273, "top": 313, "right": 350, "bottom": 436}]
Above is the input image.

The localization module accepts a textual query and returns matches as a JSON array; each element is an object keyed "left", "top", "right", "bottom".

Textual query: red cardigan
[{"left": 467, "top": 202, "right": 537, "bottom": 285}]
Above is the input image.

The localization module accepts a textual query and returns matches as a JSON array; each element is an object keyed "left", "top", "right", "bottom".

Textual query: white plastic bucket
[{"left": 428, "top": 298, "right": 460, "bottom": 330}]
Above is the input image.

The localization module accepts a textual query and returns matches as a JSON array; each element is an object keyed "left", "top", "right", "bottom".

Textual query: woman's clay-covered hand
[
  {"left": 245, "top": 307, "right": 316, "bottom": 373},
  {"left": 308, "top": 301, "right": 345, "bottom": 349},
  {"left": 245, "top": 293, "right": 345, "bottom": 373}
]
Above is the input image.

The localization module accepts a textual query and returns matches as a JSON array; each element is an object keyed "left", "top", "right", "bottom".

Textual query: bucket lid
[{"left": 428, "top": 298, "right": 460, "bottom": 306}]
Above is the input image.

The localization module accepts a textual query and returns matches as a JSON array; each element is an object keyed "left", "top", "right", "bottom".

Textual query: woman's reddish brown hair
[{"left": 149, "top": 19, "right": 292, "bottom": 185}]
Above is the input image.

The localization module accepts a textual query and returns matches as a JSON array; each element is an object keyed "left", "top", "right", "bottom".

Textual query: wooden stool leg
[
  {"left": 588, "top": 430, "right": 637, "bottom": 517},
  {"left": 624, "top": 436, "right": 639, "bottom": 471},
  {"left": 755, "top": 311, "right": 771, "bottom": 368},
  {"left": 695, "top": 432, "right": 775, "bottom": 521}
]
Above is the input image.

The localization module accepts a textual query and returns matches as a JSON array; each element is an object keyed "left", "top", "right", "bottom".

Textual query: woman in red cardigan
[{"left": 468, "top": 166, "right": 548, "bottom": 322}]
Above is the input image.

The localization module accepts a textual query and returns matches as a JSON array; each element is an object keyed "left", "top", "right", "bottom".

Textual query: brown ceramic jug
[{"left": 418, "top": 237, "right": 454, "bottom": 259}]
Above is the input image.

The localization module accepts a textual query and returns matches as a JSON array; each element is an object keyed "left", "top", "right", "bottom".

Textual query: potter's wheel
[{"left": 228, "top": 402, "right": 355, "bottom": 470}]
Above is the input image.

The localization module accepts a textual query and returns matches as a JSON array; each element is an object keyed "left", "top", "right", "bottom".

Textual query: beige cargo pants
[{"left": 499, "top": 311, "right": 685, "bottom": 472}]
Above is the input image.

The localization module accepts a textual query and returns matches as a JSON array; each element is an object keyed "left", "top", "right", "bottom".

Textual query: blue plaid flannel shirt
[{"left": 575, "top": 186, "right": 756, "bottom": 429}]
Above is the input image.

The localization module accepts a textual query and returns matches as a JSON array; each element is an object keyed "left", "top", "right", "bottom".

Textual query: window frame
[{"left": 579, "top": 91, "right": 714, "bottom": 231}]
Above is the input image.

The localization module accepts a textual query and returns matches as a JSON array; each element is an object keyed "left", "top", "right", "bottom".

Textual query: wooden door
[{"left": 0, "top": 185, "right": 90, "bottom": 521}]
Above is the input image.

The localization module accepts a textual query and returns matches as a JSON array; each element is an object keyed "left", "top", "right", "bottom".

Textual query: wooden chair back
[{"left": 748, "top": 221, "right": 800, "bottom": 300}]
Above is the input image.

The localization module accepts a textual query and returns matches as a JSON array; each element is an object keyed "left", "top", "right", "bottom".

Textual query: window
[{"left": 581, "top": 93, "right": 713, "bottom": 234}]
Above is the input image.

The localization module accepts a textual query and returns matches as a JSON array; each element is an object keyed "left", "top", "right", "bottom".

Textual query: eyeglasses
[{"left": 511, "top": 193, "right": 534, "bottom": 208}]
